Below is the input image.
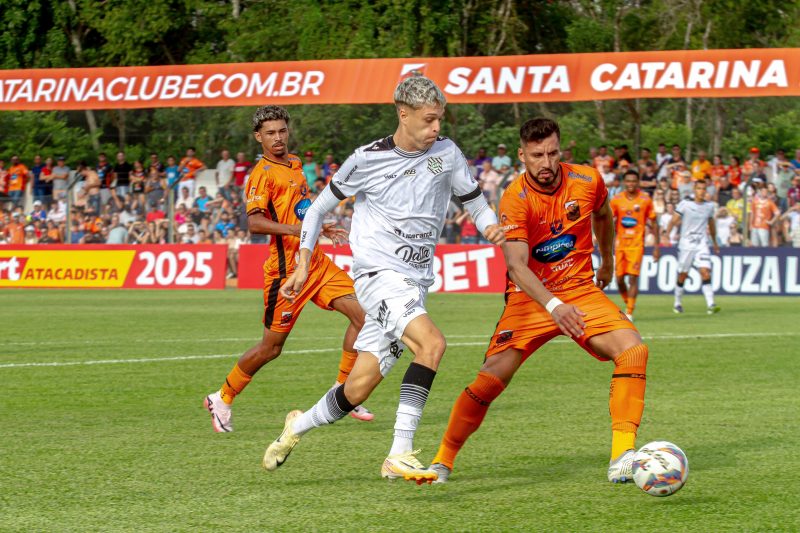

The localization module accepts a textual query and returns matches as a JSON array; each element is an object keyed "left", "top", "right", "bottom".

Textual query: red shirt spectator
[{"left": 233, "top": 152, "right": 251, "bottom": 187}]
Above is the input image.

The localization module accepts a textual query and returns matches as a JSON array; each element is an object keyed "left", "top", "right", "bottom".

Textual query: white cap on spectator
[
  {"left": 25, "top": 225, "right": 35, "bottom": 232},
  {"left": 497, "top": 144, "right": 507, "bottom": 150},
  {"left": 33, "top": 200, "right": 42, "bottom": 206}
]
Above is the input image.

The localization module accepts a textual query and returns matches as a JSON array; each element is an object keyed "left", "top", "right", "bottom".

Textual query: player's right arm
[
  {"left": 503, "top": 240, "right": 586, "bottom": 338},
  {"left": 499, "top": 185, "right": 585, "bottom": 338},
  {"left": 281, "top": 152, "right": 364, "bottom": 301}
]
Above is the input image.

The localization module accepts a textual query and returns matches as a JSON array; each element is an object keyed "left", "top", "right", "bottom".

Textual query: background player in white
[
  {"left": 666, "top": 180, "right": 721, "bottom": 314},
  {"left": 261, "top": 76, "right": 505, "bottom": 483}
]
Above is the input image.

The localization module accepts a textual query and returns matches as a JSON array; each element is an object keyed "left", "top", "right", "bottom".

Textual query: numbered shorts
[
  {"left": 263, "top": 255, "right": 354, "bottom": 332},
  {"left": 615, "top": 247, "right": 644, "bottom": 277},
  {"left": 677, "top": 245, "right": 711, "bottom": 273},
  {"left": 353, "top": 270, "right": 428, "bottom": 377},
  {"left": 485, "top": 285, "right": 638, "bottom": 362}
]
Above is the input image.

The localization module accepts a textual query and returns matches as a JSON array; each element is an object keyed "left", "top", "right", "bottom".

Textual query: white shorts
[
  {"left": 750, "top": 228, "right": 770, "bottom": 247},
  {"left": 353, "top": 270, "right": 428, "bottom": 377},
  {"left": 677, "top": 245, "right": 711, "bottom": 273}
]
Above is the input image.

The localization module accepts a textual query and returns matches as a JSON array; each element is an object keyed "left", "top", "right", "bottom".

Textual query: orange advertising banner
[{"left": 1, "top": 48, "right": 798, "bottom": 110}]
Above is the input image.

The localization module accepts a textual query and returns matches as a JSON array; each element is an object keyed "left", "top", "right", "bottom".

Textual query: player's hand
[
  {"left": 483, "top": 224, "right": 506, "bottom": 245},
  {"left": 321, "top": 223, "right": 348, "bottom": 246},
  {"left": 595, "top": 263, "right": 613, "bottom": 290},
  {"left": 280, "top": 265, "right": 309, "bottom": 303},
  {"left": 551, "top": 304, "right": 586, "bottom": 338},
  {"left": 652, "top": 246, "right": 661, "bottom": 261},
  {"left": 712, "top": 243, "right": 720, "bottom": 255}
]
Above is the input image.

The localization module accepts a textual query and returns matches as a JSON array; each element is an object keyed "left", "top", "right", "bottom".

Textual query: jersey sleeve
[
  {"left": 593, "top": 171, "right": 609, "bottom": 212},
  {"left": 245, "top": 169, "right": 271, "bottom": 216},
  {"left": 498, "top": 184, "right": 529, "bottom": 242},
  {"left": 450, "top": 144, "right": 482, "bottom": 202},
  {"left": 328, "top": 151, "right": 367, "bottom": 200},
  {"left": 675, "top": 200, "right": 689, "bottom": 216}
]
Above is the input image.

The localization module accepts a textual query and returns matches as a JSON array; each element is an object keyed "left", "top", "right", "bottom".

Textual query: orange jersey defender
[
  {"left": 499, "top": 162, "right": 608, "bottom": 296},
  {"left": 610, "top": 190, "right": 655, "bottom": 251},
  {"left": 246, "top": 154, "right": 326, "bottom": 279}
]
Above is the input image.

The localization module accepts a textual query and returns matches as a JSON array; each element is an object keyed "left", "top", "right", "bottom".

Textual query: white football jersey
[
  {"left": 675, "top": 199, "right": 715, "bottom": 249},
  {"left": 328, "top": 136, "right": 482, "bottom": 286}
]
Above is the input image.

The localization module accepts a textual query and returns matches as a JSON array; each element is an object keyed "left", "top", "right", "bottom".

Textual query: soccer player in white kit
[
  {"left": 666, "top": 180, "right": 721, "bottom": 314},
  {"left": 261, "top": 76, "right": 505, "bottom": 483}
]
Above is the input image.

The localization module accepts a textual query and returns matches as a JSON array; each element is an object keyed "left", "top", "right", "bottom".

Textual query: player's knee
[
  {"left": 415, "top": 333, "right": 447, "bottom": 364},
  {"left": 257, "top": 341, "right": 283, "bottom": 362}
]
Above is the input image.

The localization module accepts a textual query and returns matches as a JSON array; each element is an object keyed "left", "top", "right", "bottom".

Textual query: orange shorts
[
  {"left": 615, "top": 247, "right": 644, "bottom": 277},
  {"left": 486, "top": 285, "right": 637, "bottom": 362},
  {"left": 263, "top": 255, "right": 354, "bottom": 332}
]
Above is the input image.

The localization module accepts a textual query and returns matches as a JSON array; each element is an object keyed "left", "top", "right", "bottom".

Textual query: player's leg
[
  {"left": 674, "top": 248, "right": 694, "bottom": 313},
  {"left": 324, "top": 279, "right": 374, "bottom": 421},
  {"left": 204, "top": 327, "right": 290, "bottom": 432},
  {"left": 615, "top": 249, "right": 629, "bottom": 307},
  {"left": 625, "top": 275, "right": 639, "bottom": 317},
  {"left": 698, "top": 266, "right": 719, "bottom": 314},
  {"left": 624, "top": 249, "right": 643, "bottom": 318}
]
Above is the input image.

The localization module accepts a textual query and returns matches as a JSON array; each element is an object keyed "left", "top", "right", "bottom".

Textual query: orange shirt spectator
[
  {"left": 709, "top": 155, "right": 727, "bottom": 181},
  {"left": 728, "top": 156, "right": 743, "bottom": 186},
  {"left": 742, "top": 148, "right": 765, "bottom": 177},
  {"left": 750, "top": 195, "right": 779, "bottom": 230},
  {"left": 7, "top": 162, "right": 29, "bottom": 192},
  {"left": 179, "top": 149, "right": 206, "bottom": 182},
  {"left": 5, "top": 215, "right": 25, "bottom": 244},
  {"left": 690, "top": 152, "right": 711, "bottom": 181}
]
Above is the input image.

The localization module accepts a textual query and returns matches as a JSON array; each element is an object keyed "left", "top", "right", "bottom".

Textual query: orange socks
[
  {"left": 336, "top": 350, "right": 358, "bottom": 384},
  {"left": 626, "top": 296, "right": 636, "bottom": 316},
  {"left": 433, "top": 372, "right": 506, "bottom": 470},
  {"left": 609, "top": 344, "right": 648, "bottom": 458},
  {"left": 220, "top": 363, "right": 252, "bottom": 405}
]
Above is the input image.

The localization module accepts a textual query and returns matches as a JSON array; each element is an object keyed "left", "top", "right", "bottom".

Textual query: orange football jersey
[
  {"left": 610, "top": 191, "right": 655, "bottom": 251},
  {"left": 500, "top": 162, "right": 607, "bottom": 295},
  {"left": 246, "top": 154, "right": 325, "bottom": 279}
]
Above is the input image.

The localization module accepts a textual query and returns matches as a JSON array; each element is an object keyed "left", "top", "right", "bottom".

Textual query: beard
[{"left": 532, "top": 167, "right": 558, "bottom": 187}]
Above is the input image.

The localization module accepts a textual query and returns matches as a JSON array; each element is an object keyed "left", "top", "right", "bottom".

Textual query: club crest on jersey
[
  {"left": 549, "top": 220, "right": 563, "bottom": 235},
  {"left": 634, "top": 204, "right": 641, "bottom": 212},
  {"left": 294, "top": 198, "right": 312, "bottom": 220},
  {"left": 280, "top": 312, "right": 293, "bottom": 325},
  {"left": 496, "top": 330, "right": 513, "bottom": 345},
  {"left": 427, "top": 156, "right": 444, "bottom": 175},
  {"left": 565, "top": 200, "right": 580, "bottom": 221}
]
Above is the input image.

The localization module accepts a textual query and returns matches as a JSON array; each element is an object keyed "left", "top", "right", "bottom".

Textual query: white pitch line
[{"left": 0, "top": 332, "right": 797, "bottom": 370}]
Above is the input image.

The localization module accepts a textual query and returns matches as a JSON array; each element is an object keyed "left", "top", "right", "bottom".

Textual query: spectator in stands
[
  {"left": 479, "top": 160, "right": 503, "bottom": 203},
  {"left": 77, "top": 164, "right": 102, "bottom": 214},
  {"left": 492, "top": 144, "right": 512, "bottom": 172},
  {"left": 51, "top": 157, "right": 70, "bottom": 200},
  {"left": 742, "top": 147, "right": 765, "bottom": 179},
  {"left": 790, "top": 148, "right": 800, "bottom": 170},
  {"left": 178, "top": 147, "right": 206, "bottom": 197},
  {"left": 165, "top": 155, "right": 180, "bottom": 190},
  {"left": 23, "top": 225, "right": 38, "bottom": 244},
  {"left": 130, "top": 160, "right": 146, "bottom": 207},
  {"left": 214, "top": 210, "right": 236, "bottom": 237},
  {"left": 614, "top": 144, "right": 633, "bottom": 166},
  {"left": 593, "top": 145, "right": 614, "bottom": 173},
  {"left": 40, "top": 220, "right": 61, "bottom": 243},
  {"left": 716, "top": 174, "right": 735, "bottom": 207},
  {"left": 46, "top": 200, "right": 67, "bottom": 224},
  {"left": 215, "top": 149, "right": 234, "bottom": 192},
  {"left": 599, "top": 162, "right": 616, "bottom": 186},
  {"left": 781, "top": 204, "right": 800, "bottom": 247},
  {"left": 661, "top": 144, "right": 686, "bottom": 182},
  {"left": 5, "top": 213, "right": 25, "bottom": 244},
  {"left": 691, "top": 150, "right": 711, "bottom": 182},
  {"left": 303, "top": 151, "right": 320, "bottom": 191},
  {"left": 561, "top": 148, "right": 575, "bottom": 165},
  {"left": 472, "top": 148, "right": 490, "bottom": 178},
  {"left": 652, "top": 188, "right": 667, "bottom": 216},
  {"left": 6, "top": 156, "right": 30, "bottom": 209},
  {"left": 197, "top": 228, "right": 212, "bottom": 244},
  {"left": 655, "top": 143, "right": 669, "bottom": 174},
  {"left": 660, "top": 203, "right": 679, "bottom": 245},
  {"left": 175, "top": 186, "right": 193, "bottom": 210},
  {"left": 194, "top": 186, "right": 212, "bottom": 213},
  {"left": 105, "top": 214, "right": 127, "bottom": 244},
  {"left": 770, "top": 151, "right": 794, "bottom": 207},
  {"left": 31, "top": 155, "right": 48, "bottom": 205},
  {"left": 727, "top": 155, "right": 743, "bottom": 186},
  {"left": 145, "top": 168, "right": 165, "bottom": 208},
  {"left": 715, "top": 207, "right": 736, "bottom": 246},
  {"left": 321, "top": 153, "right": 337, "bottom": 180},
  {"left": 456, "top": 210, "right": 479, "bottom": 244},
  {"left": 640, "top": 160, "right": 658, "bottom": 196},
  {"left": 726, "top": 187, "right": 744, "bottom": 225},
  {"left": 637, "top": 147, "right": 653, "bottom": 174},
  {"left": 112, "top": 151, "right": 132, "bottom": 199},
  {"left": 30, "top": 200, "right": 47, "bottom": 222},
  {"left": 232, "top": 151, "right": 251, "bottom": 192},
  {"left": 749, "top": 185, "right": 780, "bottom": 247},
  {"left": 145, "top": 200, "right": 166, "bottom": 223},
  {"left": 788, "top": 175, "right": 800, "bottom": 208}
]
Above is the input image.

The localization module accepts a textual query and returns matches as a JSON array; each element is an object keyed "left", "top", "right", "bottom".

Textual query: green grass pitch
[{"left": 1, "top": 290, "right": 798, "bottom": 531}]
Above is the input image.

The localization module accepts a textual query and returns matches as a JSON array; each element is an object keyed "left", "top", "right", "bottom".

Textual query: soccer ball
[{"left": 632, "top": 441, "right": 689, "bottom": 497}]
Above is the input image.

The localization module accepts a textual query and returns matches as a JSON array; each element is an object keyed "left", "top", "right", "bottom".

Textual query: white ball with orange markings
[{"left": 631, "top": 441, "right": 689, "bottom": 497}]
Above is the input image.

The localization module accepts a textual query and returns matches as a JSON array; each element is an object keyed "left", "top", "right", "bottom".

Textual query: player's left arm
[
  {"left": 647, "top": 200, "right": 661, "bottom": 260},
  {"left": 451, "top": 145, "right": 504, "bottom": 244},
  {"left": 707, "top": 216, "right": 720, "bottom": 254},
  {"left": 592, "top": 197, "right": 614, "bottom": 289}
]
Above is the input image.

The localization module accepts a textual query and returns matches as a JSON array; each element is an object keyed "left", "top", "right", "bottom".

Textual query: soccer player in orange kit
[
  {"left": 430, "top": 118, "right": 650, "bottom": 484},
  {"left": 610, "top": 169, "right": 660, "bottom": 320},
  {"left": 203, "top": 105, "right": 373, "bottom": 433}
]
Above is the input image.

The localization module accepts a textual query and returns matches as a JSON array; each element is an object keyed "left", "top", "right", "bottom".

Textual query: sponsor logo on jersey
[
  {"left": 393, "top": 228, "right": 434, "bottom": 239},
  {"left": 394, "top": 244, "right": 432, "bottom": 269},
  {"left": 565, "top": 200, "right": 580, "bottom": 221},
  {"left": 280, "top": 311, "right": 293, "bottom": 325},
  {"left": 549, "top": 220, "right": 563, "bottom": 235},
  {"left": 403, "top": 169, "right": 416, "bottom": 176},
  {"left": 336, "top": 165, "right": 357, "bottom": 184},
  {"left": 567, "top": 170, "right": 592, "bottom": 182},
  {"left": 427, "top": 156, "right": 444, "bottom": 175},
  {"left": 388, "top": 340, "right": 403, "bottom": 359},
  {"left": 532, "top": 234, "right": 576, "bottom": 263},
  {"left": 294, "top": 198, "right": 312, "bottom": 220},
  {"left": 621, "top": 216, "right": 638, "bottom": 228},
  {"left": 384, "top": 173, "right": 398, "bottom": 180},
  {"left": 377, "top": 300, "right": 390, "bottom": 328}
]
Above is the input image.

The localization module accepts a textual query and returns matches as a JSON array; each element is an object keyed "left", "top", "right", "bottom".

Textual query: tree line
[{"left": 1, "top": 0, "right": 799, "bottom": 165}]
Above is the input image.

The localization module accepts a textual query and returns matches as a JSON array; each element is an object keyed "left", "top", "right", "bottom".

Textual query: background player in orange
[
  {"left": 204, "top": 105, "right": 372, "bottom": 432},
  {"left": 610, "top": 169, "right": 660, "bottom": 320},
  {"left": 430, "top": 118, "right": 651, "bottom": 485}
]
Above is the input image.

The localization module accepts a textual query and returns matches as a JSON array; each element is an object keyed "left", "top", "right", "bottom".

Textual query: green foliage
[
  {"left": 3, "top": 0, "right": 800, "bottom": 163},
  {"left": 0, "top": 112, "right": 97, "bottom": 162}
]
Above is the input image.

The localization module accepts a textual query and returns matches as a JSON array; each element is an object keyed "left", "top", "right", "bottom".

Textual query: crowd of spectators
[{"left": 2, "top": 142, "right": 800, "bottom": 259}]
